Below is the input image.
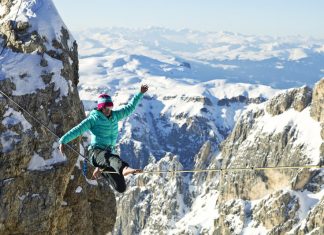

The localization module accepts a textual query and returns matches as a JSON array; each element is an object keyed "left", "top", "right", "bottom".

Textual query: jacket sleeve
[
  {"left": 59, "top": 117, "right": 95, "bottom": 144},
  {"left": 114, "top": 92, "right": 144, "bottom": 121}
]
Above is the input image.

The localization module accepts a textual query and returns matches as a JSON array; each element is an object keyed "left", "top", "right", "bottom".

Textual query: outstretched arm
[
  {"left": 59, "top": 117, "right": 94, "bottom": 155},
  {"left": 114, "top": 84, "right": 149, "bottom": 121}
]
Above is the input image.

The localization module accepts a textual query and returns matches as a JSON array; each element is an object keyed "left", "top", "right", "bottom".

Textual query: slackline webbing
[{"left": 102, "top": 164, "right": 323, "bottom": 175}]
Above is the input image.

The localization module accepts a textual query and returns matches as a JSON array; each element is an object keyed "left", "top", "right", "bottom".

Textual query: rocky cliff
[
  {"left": 0, "top": 1, "right": 115, "bottom": 234},
  {"left": 212, "top": 81, "right": 323, "bottom": 234},
  {"left": 113, "top": 79, "right": 323, "bottom": 234}
]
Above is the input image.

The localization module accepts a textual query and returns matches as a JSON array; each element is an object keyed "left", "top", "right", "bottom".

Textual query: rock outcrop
[
  {"left": 212, "top": 81, "right": 323, "bottom": 234},
  {"left": 310, "top": 79, "right": 324, "bottom": 122},
  {"left": 0, "top": 1, "right": 115, "bottom": 234},
  {"left": 266, "top": 86, "right": 312, "bottom": 115},
  {"left": 310, "top": 79, "right": 324, "bottom": 163}
]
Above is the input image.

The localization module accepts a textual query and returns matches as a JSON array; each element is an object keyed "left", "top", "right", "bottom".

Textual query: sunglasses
[{"left": 102, "top": 106, "right": 112, "bottom": 110}]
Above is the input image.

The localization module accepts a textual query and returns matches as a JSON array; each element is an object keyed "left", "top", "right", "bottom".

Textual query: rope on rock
[
  {"left": 137, "top": 164, "right": 323, "bottom": 174},
  {"left": 0, "top": 89, "right": 89, "bottom": 162},
  {"left": 101, "top": 164, "right": 323, "bottom": 175}
]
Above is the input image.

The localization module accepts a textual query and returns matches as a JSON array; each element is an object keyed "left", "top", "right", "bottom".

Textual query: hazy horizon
[{"left": 52, "top": 0, "right": 324, "bottom": 39}]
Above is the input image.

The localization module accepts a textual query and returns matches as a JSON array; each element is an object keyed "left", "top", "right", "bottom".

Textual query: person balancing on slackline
[{"left": 59, "top": 84, "right": 149, "bottom": 193}]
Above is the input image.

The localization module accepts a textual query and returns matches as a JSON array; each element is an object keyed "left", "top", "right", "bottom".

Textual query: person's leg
[
  {"left": 122, "top": 167, "right": 143, "bottom": 176},
  {"left": 92, "top": 150, "right": 128, "bottom": 193},
  {"left": 101, "top": 171, "right": 127, "bottom": 193},
  {"left": 105, "top": 154, "right": 129, "bottom": 192},
  {"left": 88, "top": 148, "right": 105, "bottom": 167},
  {"left": 107, "top": 153, "right": 129, "bottom": 174},
  {"left": 108, "top": 153, "right": 143, "bottom": 176}
]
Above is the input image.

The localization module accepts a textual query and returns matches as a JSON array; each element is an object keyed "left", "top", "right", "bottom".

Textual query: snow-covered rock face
[
  {"left": 113, "top": 80, "right": 323, "bottom": 235},
  {"left": 310, "top": 79, "right": 324, "bottom": 163},
  {"left": 311, "top": 79, "right": 324, "bottom": 123},
  {"left": 0, "top": 0, "right": 79, "bottom": 96},
  {"left": 0, "top": 1, "right": 115, "bottom": 234},
  {"left": 211, "top": 81, "right": 323, "bottom": 234}
]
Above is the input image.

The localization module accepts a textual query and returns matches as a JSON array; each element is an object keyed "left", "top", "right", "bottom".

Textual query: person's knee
[{"left": 115, "top": 184, "right": 127, "bottom": 193}]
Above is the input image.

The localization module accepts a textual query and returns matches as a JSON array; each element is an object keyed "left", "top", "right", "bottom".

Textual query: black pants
[{"left": 88, "top": 148, "right": 129, "bottom": 193}]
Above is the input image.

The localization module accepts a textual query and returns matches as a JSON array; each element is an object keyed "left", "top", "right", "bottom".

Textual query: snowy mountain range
[
  {"left": 0, "top": 1, "right": 323, "bottom": 234},
  {"left": 75, "top": 28, "right": 285, "bottom": 170},
  {"left": 74, "top": 28, "right": 323, "bottom": 234},
  {"left": 75, "top": 27, "right": 324, "bottom": 89}
]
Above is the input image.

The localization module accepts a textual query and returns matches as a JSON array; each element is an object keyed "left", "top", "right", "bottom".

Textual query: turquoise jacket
[{"left": 59, "top": 92, "right": 144, "bottom": 151}]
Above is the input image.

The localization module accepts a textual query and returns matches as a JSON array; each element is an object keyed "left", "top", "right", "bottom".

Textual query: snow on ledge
[
  {"left": 254, "top": 107, "right": 322, "bottom": 165},
  {"left": 75, "top": 186, "right": 82, "bottom": 193},
  {"left": 27, "top": 142, "right": 66, "bottom": 171}
]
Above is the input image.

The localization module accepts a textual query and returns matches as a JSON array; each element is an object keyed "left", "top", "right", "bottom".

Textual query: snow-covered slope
[
  {"left": 79, "top": 67, "right": 280, "bottom": 169},
  {"left": 75, "top": 27, "right": 324, "bottom": 89},
  {"left": 76, "top": 28, "right": 284, "bottom": 169}
]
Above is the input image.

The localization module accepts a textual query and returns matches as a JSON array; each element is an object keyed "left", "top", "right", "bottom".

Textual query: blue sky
[{"left": 52, "top": 0, "right": 324, "bottom": 38}]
